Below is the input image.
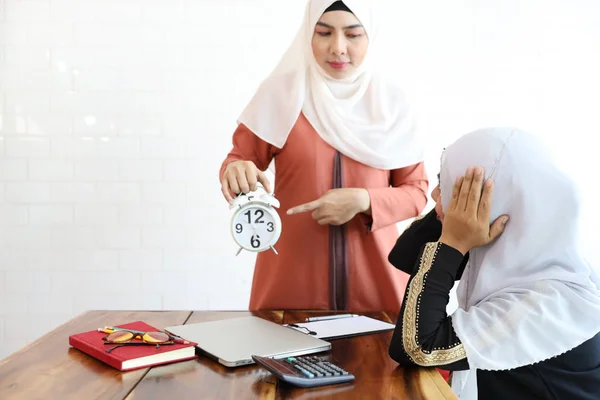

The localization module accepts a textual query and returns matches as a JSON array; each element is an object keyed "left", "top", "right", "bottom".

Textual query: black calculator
[{"left": 251, "top": 354, "right": 355, "bottom": 388}]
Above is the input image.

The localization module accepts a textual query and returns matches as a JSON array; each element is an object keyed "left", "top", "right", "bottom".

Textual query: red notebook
[{"left": 69, "top": 321, "right": 197, "bottom": 371}]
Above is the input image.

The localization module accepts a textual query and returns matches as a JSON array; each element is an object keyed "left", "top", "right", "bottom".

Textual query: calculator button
[
  {"left": 300, "top": 368, "right": 314, "bottom": 378},
  {"left": 291, "top": 365, "right": 313, "bottom": 378}
]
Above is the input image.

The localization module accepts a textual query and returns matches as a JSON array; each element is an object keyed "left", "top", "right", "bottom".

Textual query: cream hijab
[
  {"left": 439, "top": 128, "right": 600, "bottom": 399},
  {"left": 237, "top": 0, "right": 423, "bottom": 170}
]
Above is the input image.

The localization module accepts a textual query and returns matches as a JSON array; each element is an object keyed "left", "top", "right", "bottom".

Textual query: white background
[{"left": 0, "top": 0, "right": 598, "bottom": 358}]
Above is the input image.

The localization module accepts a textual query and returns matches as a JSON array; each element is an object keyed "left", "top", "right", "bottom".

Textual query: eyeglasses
[{"left": 102, "top": 330, "right": 174, "bottom": 353}]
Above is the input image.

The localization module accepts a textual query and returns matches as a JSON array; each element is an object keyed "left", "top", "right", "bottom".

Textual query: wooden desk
[{"left": 0, "top": 310, "right": 456, "bottom": 399}]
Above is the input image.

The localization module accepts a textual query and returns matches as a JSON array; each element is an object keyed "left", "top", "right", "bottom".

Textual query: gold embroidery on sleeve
[{"left": 401, "top": 242, "right": 467, "bottom": 366}]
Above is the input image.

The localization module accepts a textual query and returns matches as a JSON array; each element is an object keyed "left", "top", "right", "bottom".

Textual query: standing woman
[{"left": 219, "top": 0, "right": 429, "bottom": 311}]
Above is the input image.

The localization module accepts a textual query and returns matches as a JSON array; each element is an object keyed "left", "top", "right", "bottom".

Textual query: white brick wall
[
  {"left": 5, "top": 137, "right": 50, "bottom": 157},
  {"left": 0, "top": 159, "right": 28, "bottom": 180},
  {"left": 1, "top": 0, "right": 292, "bottom": 358},
  {"left": 29, "top": 159, "right": 73, "bottom": 181},
  {"left": 1, "top": 0, "right": 599, "bottom": 360},
  {"left": 29, "top": 204, "right": 73, "bottom": 224}
]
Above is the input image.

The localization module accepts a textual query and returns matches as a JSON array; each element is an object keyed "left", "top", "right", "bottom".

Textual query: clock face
[{"left": 232, "top": 205, "right": 279, "bottom": 251}]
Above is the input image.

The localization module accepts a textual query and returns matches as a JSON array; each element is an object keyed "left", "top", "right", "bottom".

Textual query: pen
[{"left": 305, "top": 314, "right": 358, "bottom": 322}]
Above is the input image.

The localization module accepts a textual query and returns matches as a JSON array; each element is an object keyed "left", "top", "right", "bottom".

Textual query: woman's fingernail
[{"left": 503, "top": 216, "right": 509, "bottom": 224}]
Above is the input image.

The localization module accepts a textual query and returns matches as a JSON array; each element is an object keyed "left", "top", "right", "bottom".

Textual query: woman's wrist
[
  {"left": 356, "top": 188, "right": 371, "bottom": 215},
  {"left": 438, "top": 234, "right": 468, "bottom": 256}
]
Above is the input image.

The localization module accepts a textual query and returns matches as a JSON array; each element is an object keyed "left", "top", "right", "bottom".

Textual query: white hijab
[
  {"left": 439, "top": 128, "right": 600, "bottom": 399},
  {"left": 237, "top": 0, "right": 423, "bottom": 170}
]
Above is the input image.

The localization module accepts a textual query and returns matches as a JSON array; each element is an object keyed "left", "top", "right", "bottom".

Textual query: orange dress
[{"left": 220, "top": 113, "right": 428, "bottom": 312}]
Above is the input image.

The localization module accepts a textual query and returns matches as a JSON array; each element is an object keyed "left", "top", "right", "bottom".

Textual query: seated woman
[{"left": 388, "top": 128, "right": 600, "bottom": 400}]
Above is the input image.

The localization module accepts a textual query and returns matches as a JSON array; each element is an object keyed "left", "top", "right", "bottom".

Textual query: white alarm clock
[{"left": 230, "top": 186, "right": 282, "bottom": 256}]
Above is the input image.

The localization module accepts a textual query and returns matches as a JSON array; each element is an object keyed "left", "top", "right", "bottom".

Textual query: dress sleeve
[
  {"left": 387, "top": 208, "right": 442, "bottom": 275},
  {"left": 388, "top": 242, "right": 470, "bottom": 370},
  {"left": 387, "top": 209, "right": 469, "bottom": 278},
  {"left": 360, "top": 162, "right": 429, "bottom": 232},
  {"left": 219, "top": 123, "right": 279, "bottom": 180}
]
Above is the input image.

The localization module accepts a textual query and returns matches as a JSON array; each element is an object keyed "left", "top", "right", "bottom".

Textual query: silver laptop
[{"left": 165, "top": 315, "right": 331, "bottom": 367}]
